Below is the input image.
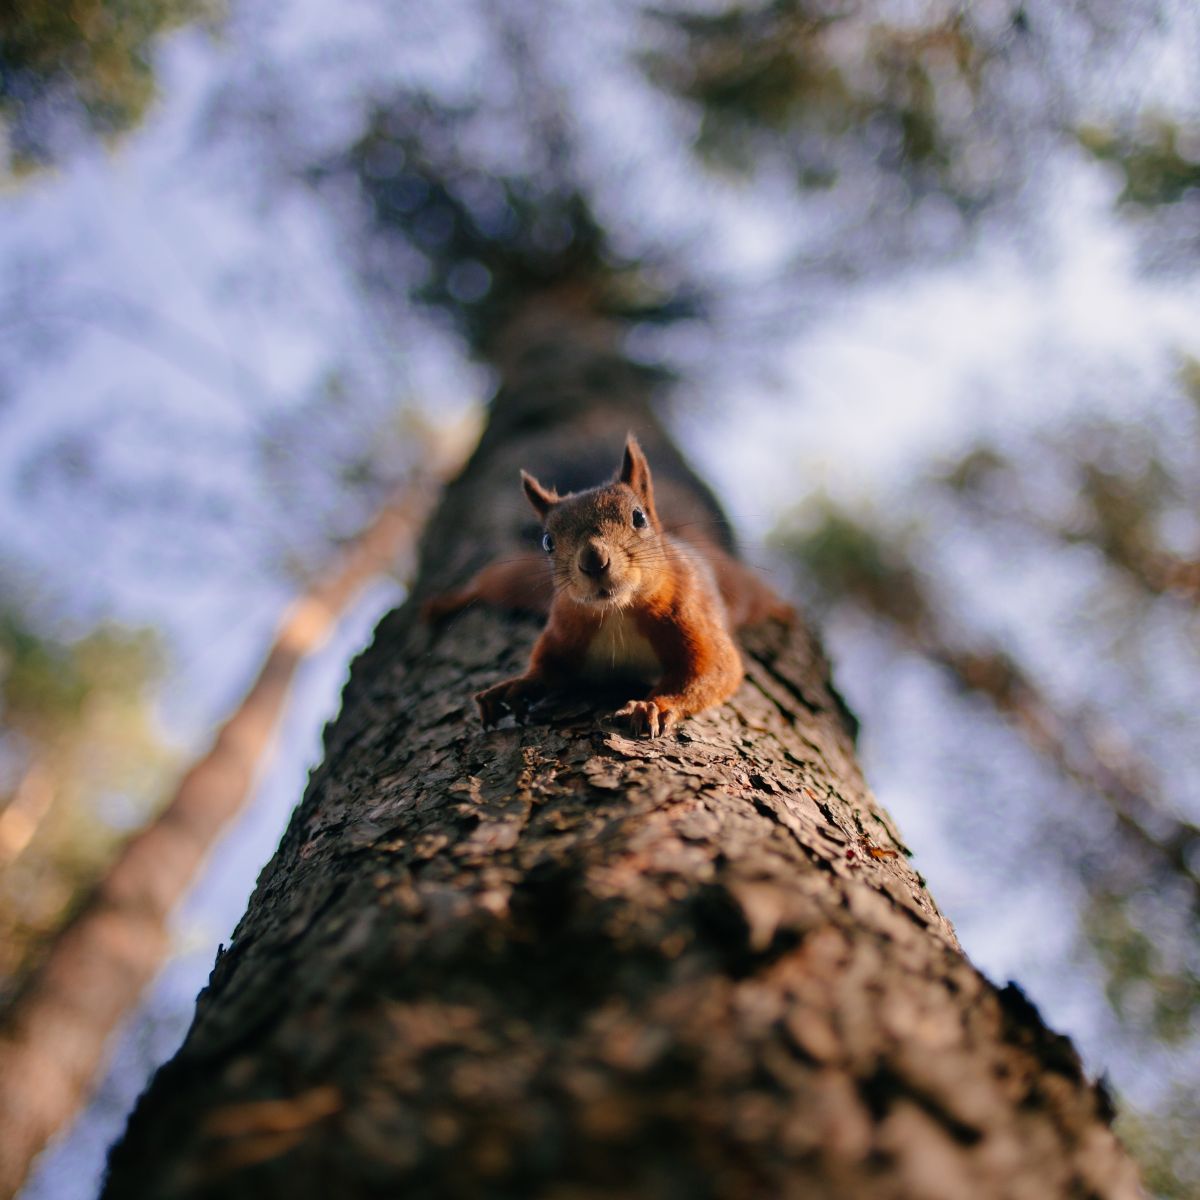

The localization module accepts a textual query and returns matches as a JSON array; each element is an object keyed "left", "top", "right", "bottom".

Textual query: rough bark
[
  {"left": 0, "top": 484, "right": 429, "bottom": 1200},
  {"left": 101, "top": 306, "right": 1141, "bottom": 1200}
]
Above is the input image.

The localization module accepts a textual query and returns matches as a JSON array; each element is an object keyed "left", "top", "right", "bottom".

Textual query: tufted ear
[
  {"left": 619, "top": 433, "right": 655, "bottom": 508},
  {"left": 521, "top": 470, "right": 559, "bottom": 518}
]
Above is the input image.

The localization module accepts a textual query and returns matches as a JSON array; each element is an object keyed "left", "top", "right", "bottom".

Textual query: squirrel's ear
[
  {"left": 521, "top": 470, "right": 559, "bottom": 518},
  {"left": 619, "top": 433, "right": 654, "bottom": 504}
]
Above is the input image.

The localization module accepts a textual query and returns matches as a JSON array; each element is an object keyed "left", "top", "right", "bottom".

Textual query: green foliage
[
  {"left": 640, "top": 0, "right": 999, "bottom": 204},
  {"left": 1115, "top": 1085, "right": 1200, "bottom": 1200},
  {"left": 0, "top": 605, "right": 160, "bottom": 739},
  {"left": 340, "top": 95, "right": 700, "bottom": 356},
  {"left": 641, "top": 3, "right": 846, "bottom": 177},
  {"left": 1079, "top": 120, "right": 1200, "bottom": 208},
  {"left": 1084, "top": 891, "right": 1200, "bottom": 1045},
  {"left": 0, "top": 0, "right": 221, "bottom": 173},
  {"left": 939, "top": 407, "right": 1199, "bottom": 603},
  {"left": 0, "top": 591, "right": 170, "bottom": 1004},
  {"left": 1181, "top": 357, "right": 1200, "bottom": 414},
  {"left": 771, "top": 498, "right": 927, "bottom": 629}
]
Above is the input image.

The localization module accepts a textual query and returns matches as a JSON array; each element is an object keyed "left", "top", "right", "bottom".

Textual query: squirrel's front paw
[
  {"left": 475, "top": 678, "right": 542, "bottom": 728},
  {"left": 615, "top": 698, "right": 680, "bottom": 738}
]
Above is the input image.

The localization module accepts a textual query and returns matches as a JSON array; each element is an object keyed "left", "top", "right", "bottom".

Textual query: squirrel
[{"left": 423, "top": 434, "right": 794, "bottom": 737}]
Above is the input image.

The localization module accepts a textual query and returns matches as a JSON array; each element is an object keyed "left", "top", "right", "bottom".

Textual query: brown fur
[{"left": 423, "top": 435, "right": 794, "bottom": 737}]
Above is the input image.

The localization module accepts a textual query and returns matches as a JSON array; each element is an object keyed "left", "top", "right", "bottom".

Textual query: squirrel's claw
[
  {"left": 475, "top": 682, "right": 512, "bottom": 727},
  {"left": 616, "top": 698, "right": 679, "bottom": 738},
  {"left": 475, "top": 678, "right": 540, "bottom": 728},
  {"left": 475, "top": 688, "right": 500, "bottom": 728}
]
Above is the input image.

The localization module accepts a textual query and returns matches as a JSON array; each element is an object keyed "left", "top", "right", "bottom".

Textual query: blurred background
[{"left": 0, "top": 0, "right": 1197, "bottom": 1196}]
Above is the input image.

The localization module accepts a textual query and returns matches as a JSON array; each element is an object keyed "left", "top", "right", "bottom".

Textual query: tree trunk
[
  {"left": 100, "top": 300, "right": 1141, "bottom": 1200},
  {"left": 0, "top": 483, "right": 429, "bottom": 1200}
]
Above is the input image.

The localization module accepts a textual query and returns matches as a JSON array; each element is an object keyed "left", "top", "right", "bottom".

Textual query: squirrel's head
[{"left": 522, "top": 434, "right": 664, "bottom": 609}]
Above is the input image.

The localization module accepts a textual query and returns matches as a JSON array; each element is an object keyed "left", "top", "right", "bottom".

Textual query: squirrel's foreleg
[
  {"left": 474, "top": 626, "right": 577, "bottom": 727},
  {"left": 475, "top": 674, "right": 548, "bottom": 727},
  {"left": 422, "top": 554, "right": 553, "bottom": 623},
  {"left": 618, "top": 623, "right": 745, "bottom": 738}
]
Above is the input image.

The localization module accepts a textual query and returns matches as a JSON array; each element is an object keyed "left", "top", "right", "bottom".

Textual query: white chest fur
[{"left": 581, "top": 609, "right": 662, "bottom": 683}]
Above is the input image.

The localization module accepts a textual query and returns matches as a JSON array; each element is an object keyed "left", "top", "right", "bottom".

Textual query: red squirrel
[{"left": 424, "top": 435, "right": 793, "bottom": 737}]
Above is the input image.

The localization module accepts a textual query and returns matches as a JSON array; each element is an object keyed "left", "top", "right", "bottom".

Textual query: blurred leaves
[
  {"left": 778, "top": 502, "right": 929, "bottom": 630},
  {"left": 940, "top": 393, "right": 1200, "bottom": 607},
  {"left": 0, "top": 0, "right": 221, "bottom": 174},
  {"left": 1116, "top": 1083, "right": 1200, "bottom": 1200},
  {"left": 641, "top": 0, "right": 1014, "bottom": 210},
  {"left": 1084, "top": 891, "right": 1199, "bottom": 1045},
  {"left": 642, "top": 0, "right": 1200, "bottom": 285},
  {"left": 0, "top": 583, "right": 170, "bottom": 1006},
  {"left": 1079, "top": 120, "right": 1200, "bottom": 209},
  {"left": 330, "top": 93, "right": 700, "bottom": 357}
]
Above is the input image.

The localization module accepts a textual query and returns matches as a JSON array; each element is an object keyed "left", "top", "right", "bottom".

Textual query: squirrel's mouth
[{"left": 573, "top": 578, "right": 633, "bottom": 607}]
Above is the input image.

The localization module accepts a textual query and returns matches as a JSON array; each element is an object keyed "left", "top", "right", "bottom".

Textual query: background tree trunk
[
  {"left": 100, "top": 301, "right": 1141, "bottom": 1200},
  {"left": 0, "top": 483, "right": 429, "bottom": 1200}
]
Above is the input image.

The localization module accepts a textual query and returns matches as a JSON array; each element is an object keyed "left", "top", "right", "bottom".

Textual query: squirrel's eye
[
  {"left": 542, "top": 532, "right": 555, "bottom": 554},
  {"left": 632, "top": 508, "right": 647, "bottom": 529}
]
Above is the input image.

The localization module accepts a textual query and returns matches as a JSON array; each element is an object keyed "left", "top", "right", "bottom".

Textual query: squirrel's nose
[{"left": 579, "top": 541, "right": 610, "bottom": 578}]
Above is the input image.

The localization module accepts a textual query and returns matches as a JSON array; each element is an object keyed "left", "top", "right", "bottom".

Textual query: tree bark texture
[{"left": 101, "top": 309, "right": 1141, "bottom": 1200}]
